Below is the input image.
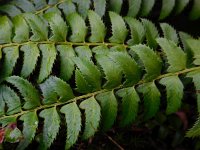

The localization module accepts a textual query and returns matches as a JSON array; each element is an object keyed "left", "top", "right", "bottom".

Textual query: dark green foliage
[{"left": 0, "top": 0, "right": 199, "bottom": 149}]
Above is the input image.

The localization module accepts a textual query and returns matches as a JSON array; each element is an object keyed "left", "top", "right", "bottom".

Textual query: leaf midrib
[{"left": 0, "top": 41, "right": 128, "bottom": 49}]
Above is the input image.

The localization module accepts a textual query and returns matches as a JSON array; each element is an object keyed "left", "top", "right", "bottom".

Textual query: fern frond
[
  {"left": 130, "top": 44, "right": 162, "bottom": 81},
  {"left": 1, "top": 0, "right": 200, "bottom": 20},
  {"left": 79, "top": 97, "right": 101, "bottom": 140},
  {"left": 12, "top": 15, "right": 29, "bottom": 43},
  {"left": 109, "top": 11, "right": 128, "bottom": 44},
  {"left": 95, "top": 53, "right": 122, "bottom": 89},
  {"left": 60, "top": 102, "right": 81, "bottom": 149},
  {"left": 159, "top": 76, "right": 184, "bottom": 114},
  {"left": 116, "top": 87, "right": 140, "bottom": 127},
  {"left": 88, "top": 10, "right": 106, "bottom": 43},
  {"left": 160, "top": 23, "right": 179, "bottom": 44},
  {"left": 0, "top": 3, "right": 199, "bottom": 148},
  {"left": 39, "top": 107, "right": 60, "bottom": 149},
  {"left": 159, "top": 0, "right": 175, "bottom": 20},
  {"left": 0, "top": 16, "right": 12, "bottom": 44},
  {"left": 20, "top": 43, "right": 40, "bottom": 78},
  {"left": 67, "top": 13, "right": 87, "bottom": 42},
  {"left": 0, "top": 85, "right": 21, "bottom": 115},
  {"left": 44, "top": 12, "right": 68, "bottom": 42},
  {"left": 37, "top": 44, "right": 57, "bottom": 83},
  {"left": 17, "top": 112, "right": 38, "bottom": 150},
  {"left": 6, "top": 76, "right": 41, "bottom": 109},
  {"left": 157, "top": 38, "right": 187, "bottom": 72},
  {"left": 137, "top": 81, "right": 161, "bottom": 120},
  {"left": 57, "top": 45, "right": 75, "bottom": 81},
  {"left": 0, "top": 46, "right": 19, "bottom": 82},
  {"left": 96, "top": 91, "right": 118, "bottom": 131}
]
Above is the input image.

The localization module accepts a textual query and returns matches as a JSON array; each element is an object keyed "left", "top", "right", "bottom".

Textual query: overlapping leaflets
[
  {"left": 1, "top": 0, "right": 200, "bottom": 20},
  {"left": 0, "top": 1, "right": 199, "bottom": 149}
]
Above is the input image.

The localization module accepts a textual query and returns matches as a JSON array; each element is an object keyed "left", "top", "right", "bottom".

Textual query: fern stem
[
  {"left": 1, "top": 41, "right": 128, "bottom": 49},
  {"left": 35, "top": 0, "right": 67, "bottom": 15},
  {"left": 1, "top": 66, "right": 200, "bottom": 121}
]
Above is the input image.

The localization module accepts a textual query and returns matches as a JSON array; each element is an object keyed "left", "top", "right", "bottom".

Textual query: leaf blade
[
  {"left": 159, "top": 76, "right": 184, "bottom": 114},
  {"left": 6, "top": 76, "right": 41, "bottom": 109},
  {"left": 39, "top": 107, "right": 60, "bottom": 150},
  {"left": 60, "top": 102, "right": 81, "bottom": 149},
  {"left": 79, "top": 97, "right": 101, "bottom": 140},
  {"left": 96, "top": 91, "right": 118, "bottom": 131}
]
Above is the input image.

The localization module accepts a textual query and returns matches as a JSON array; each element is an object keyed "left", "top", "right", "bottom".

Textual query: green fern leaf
[
  {"left": 67, "top": 13, "right": 87, "bottom": 42},
  {"left": 187, "top": 70, "right": 200, "bottom": 112},
  {"left": 17, "top": 112, "right": 38, "bottom": 150},
  {"left": 160, "top": 23, "right": 179, "bottom": 44},
  {"left": 186, "top": 39, "right": 200, "bottom": 65},
  {"left": 93, "top": 0, "right": 106, "bottom": 17},
  {"left": 109, "top": 11, "right": 128, "bottom": 44},
  {"left": 88, "top": 10, "right": 106, "bottom": 43},
  {"left": 0, "top": 16, "right": 12, "bottom": 44},
  {"left": 179, "top": 32, "right": 193, "bottom": 51},
  {"left": 0, "top": 4, "right": 21, "bottom": 17},
  {"left": 75, "top": 69, "right": 93, "bottom": 93},
  {"left": 186, "top": 115, "right": 200, "bottom": 138},
  {"left": 0, "top": 46, "right": 19, "bottom": 82},
  {"left": 10, "top": 0, "right": 35, "bottom": 13},
  {"left": 6, "top": 76, "right": 41, "bottom": 109},
  {"left": 159, "top": 0, "right": 175, "bottom": 20},
  {"left": 57, "top": 45, "right": 75, "bottom": 81},
  {"left": 116, "top": 87, "right": 140, "bottom": 127},
  {"left": 139, "top": 0, "right": 155, "bottom": 17},
  {"left": 73, "top": 57, "right": 101, "bottom": 92},
  {"left": 159, "top": 76, "right": 184, "bottom": 114},
  {"left": 80, "top": 97, "right": 100, "bottom": 140},
  {"left": 0, "top": 85, "right": 21, "bottom": 115},
  {"left": 40, "top": 77, "right": 57, "bottom": 104},
  {"left": 44, "top": 12, "right": 68, "bottom": 42},
  {"left": 72, "top": 0, "right": 91, "bottom": 19},
  {"left": 60, "top": 102, "right": 81, "bottom": 150},
  {"left": 130, "top": 45, "right": 162, "bottom": 81},
  {"left": 189, "top": 0, "right": 200, "bottom": 20},
  {"left": 157, "top": 38, "right": 187, "bottom": 72},
  {"left": 96, "top": 91, "right": 118, "bottom": 131},
  {"left": 109, "top": 0, "right": 122, "bottom": 13},
  {"left": 39, "top": 107, "right": 60, "bottom": 150},
  {"left": 75, "top": 46, "right": 92, "bottom": 60},
  {"left": 109, "top": 51, "right": 141, "bottom": 86},
  {"left": 141, "top": 19, "right": 159, "bottom": 49},
  {"left": 37, "top": 44, "right": 57, "bottom": 83},
  {"left": 48, "top": 76, "right": 74, "bottom": 102},
  {"left": 23, "top": 13, "right": 48, "bottom": 41},
  {"left": 124, "top": 17, "right": 145, "bottom": 45},
  {"left": 127, "top": 0, "right": 142, "bottom": 17},
  {"left": 95, "top": 53, "right": 122, "bottom": 89},
  {"left": 174, "top": 0, "right": 189, "bottom": 15},
  {"left": 137, "top": 81, "right": 161, "bottom": 120},
  {"left": 40, "top": 76, "right": 74, "bottom": 104},
  {"left": 179, "top": 32, "right": 193, "bottom": 65},
  {"left": 20, "top": 43, "right": 40, "bottom": 78},
  {"left": 58, "top": 1, "right": 76, "bottom": 17},
  {"left": 12, "top": 15, "right": 29, "bottom": 43}
]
